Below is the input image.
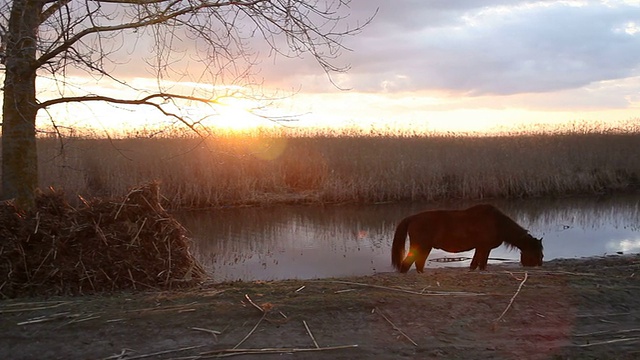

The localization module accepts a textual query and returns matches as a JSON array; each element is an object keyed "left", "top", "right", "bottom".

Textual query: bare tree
[{"left": 0, "top": 0, "right": 371, "bottom": 209}]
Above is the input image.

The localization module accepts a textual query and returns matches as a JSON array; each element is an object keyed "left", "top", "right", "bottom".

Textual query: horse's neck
[
  {"left": 506, "top": 233, "right": 533, "bottom": 250},
  {"left": 498, "top": 219, "right": 530, "bottom": 250}
]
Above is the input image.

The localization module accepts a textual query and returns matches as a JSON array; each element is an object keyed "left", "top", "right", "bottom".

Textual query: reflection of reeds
[
  {"left": 177, "top": 195, "right": 640, "bottom": 266},
  {"left": 494, "top": 196, "right": 640, "bottom": 231},
  {"left": 34, "top": 130, "right": 640, "bottom": 208}
]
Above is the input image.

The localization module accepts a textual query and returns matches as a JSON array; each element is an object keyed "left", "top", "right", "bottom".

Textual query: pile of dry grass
[{"left": 0, "top": 182, "right": 207, "bottom": 298}]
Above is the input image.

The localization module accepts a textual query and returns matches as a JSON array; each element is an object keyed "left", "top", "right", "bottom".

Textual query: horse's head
[{"left": 520, "top": 237, "right": 543, "bottom": 267}]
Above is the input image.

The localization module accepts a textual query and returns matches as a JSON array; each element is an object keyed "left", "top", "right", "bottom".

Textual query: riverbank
[{"left": 1, "top": 254, "right": 638, "bottom": 359}]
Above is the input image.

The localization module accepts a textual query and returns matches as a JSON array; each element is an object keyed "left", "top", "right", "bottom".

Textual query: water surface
[{"left": 175, "top": 196, "right": 640, "bottom": 282}]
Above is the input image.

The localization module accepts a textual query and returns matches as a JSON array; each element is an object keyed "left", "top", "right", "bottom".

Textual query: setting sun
[{"left": 212, "top": 98, "right": 277, "bottom": 132}]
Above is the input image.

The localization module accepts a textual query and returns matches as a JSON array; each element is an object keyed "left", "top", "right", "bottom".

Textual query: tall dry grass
[{"left": 30, "top": 127, "right": 640, "bottom": 208}]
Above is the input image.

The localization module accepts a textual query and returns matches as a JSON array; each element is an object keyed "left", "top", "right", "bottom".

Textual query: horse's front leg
[
  {"left": 470, "top": 249, "right": 480, "bottom": 270},
  {"left": 479, "top": 249, "right": 493, "bottom": 270},
  {"left": 470, "top": 248, "right": 489, "bottom": 270}
]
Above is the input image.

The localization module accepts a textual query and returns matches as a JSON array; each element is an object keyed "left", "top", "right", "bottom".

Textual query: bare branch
[
  {"left": 37, "top": 92, "right": 222, "bottom": 108},
  {"left": 35, "top": 1, "right": 226, "bottom": 68},
  {"left": 40, "top": 0, "right": 72, "bottom": 24},
  {"left": 34, "top": 0, "right": 371, "bottom": 80},
  {"left": 91, "top": 0, "right": 171, "bottom": 4},
  {"left": 36, "top": 92, "right": 229, "bottom": 135}
]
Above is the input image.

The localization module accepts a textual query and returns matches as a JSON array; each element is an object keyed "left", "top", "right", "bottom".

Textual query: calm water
[{"left": 175, "top": 196, "right": 640, "bottom": 282}]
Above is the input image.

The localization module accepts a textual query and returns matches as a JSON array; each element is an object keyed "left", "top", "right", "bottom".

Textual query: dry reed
[{"left": 23, "top": 125, "right": 640, "bottom": 209}]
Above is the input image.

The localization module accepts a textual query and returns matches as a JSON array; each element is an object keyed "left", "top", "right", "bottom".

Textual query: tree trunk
[{"left": 2, "top": 0, "right": 43, "bottom": 210}]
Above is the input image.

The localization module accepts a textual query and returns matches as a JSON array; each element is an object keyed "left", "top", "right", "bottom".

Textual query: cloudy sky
[
  {"left": 247, "top": 0, "right": 640, "bottom": 133},
  {"left": 39, "top": 0, "right": 640, "bottom": 134}
]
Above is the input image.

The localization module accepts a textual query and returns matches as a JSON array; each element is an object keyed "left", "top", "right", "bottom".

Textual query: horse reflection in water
[{"left": 392, "top": 204, "right": 543, "bottom": 273}]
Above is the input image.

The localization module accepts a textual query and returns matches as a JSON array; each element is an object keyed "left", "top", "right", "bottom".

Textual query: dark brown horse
[{"left": 392, "top": 204, "right": 543, "bottom": 273}]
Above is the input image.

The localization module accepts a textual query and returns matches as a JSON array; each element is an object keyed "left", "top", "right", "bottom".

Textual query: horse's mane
[{"left": 489, "top": 206, "right": 538, "bottom": 251}]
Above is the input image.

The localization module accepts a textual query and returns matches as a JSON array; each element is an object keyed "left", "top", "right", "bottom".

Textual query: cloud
[
  {"left": 53, "top": 0, "right": 640, "bottom": 106},
  {"left": 258, "top": 1, "right": 640, "bottom": 96}
]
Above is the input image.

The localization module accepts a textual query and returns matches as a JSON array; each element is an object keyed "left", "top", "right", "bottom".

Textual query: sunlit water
[{"left": 175, "top": 196, "right": 640, "bottom": 282}]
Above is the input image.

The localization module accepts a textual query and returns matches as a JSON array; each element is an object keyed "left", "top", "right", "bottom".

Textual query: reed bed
[{"left": 30, "top": 127, "right": 640, "bottom": 209}]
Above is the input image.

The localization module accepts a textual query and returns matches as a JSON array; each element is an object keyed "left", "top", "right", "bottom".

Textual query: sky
[{"left": 36, "top": 0, "right": 640, "bottom": 135}]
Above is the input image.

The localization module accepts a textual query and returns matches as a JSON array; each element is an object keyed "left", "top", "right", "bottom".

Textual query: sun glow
[{"left": 212, "top": 98, "right": 277, "bottom": 132}]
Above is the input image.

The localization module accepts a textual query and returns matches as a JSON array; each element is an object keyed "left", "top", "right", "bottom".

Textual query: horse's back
[
  {"left": 465, "top": 203, "right": 501, "bottom": 215},
  {"left": 406, "top": 205, "right": 501, "bottom": 252},
  {"left": 408, "top": 204, "right": 499, "bottom": 226}
]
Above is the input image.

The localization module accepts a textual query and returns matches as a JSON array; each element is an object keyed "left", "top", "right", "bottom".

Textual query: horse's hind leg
[
  {"left": 400, "top": 253, "right": 415, "bottom": 273},
  {"left": 400, "top": 244, "right": 421, "bottom": 273},
  {"left": 415, "top": 247, "right": 432, "bottom": 273}
]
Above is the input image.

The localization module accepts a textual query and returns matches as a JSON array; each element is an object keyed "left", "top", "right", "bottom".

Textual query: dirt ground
[{"left": 1, "top": 254, "right": 639, "bottom": 360}]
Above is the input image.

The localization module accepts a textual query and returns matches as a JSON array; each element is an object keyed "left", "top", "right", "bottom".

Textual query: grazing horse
[{"left": 391, "top": 204, "right": 543, "bottom": 273}]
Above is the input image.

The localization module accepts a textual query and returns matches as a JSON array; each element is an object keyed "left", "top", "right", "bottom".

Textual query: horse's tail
[{"left": 391, "top": 216, "right": 411, "bottom": 271}]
